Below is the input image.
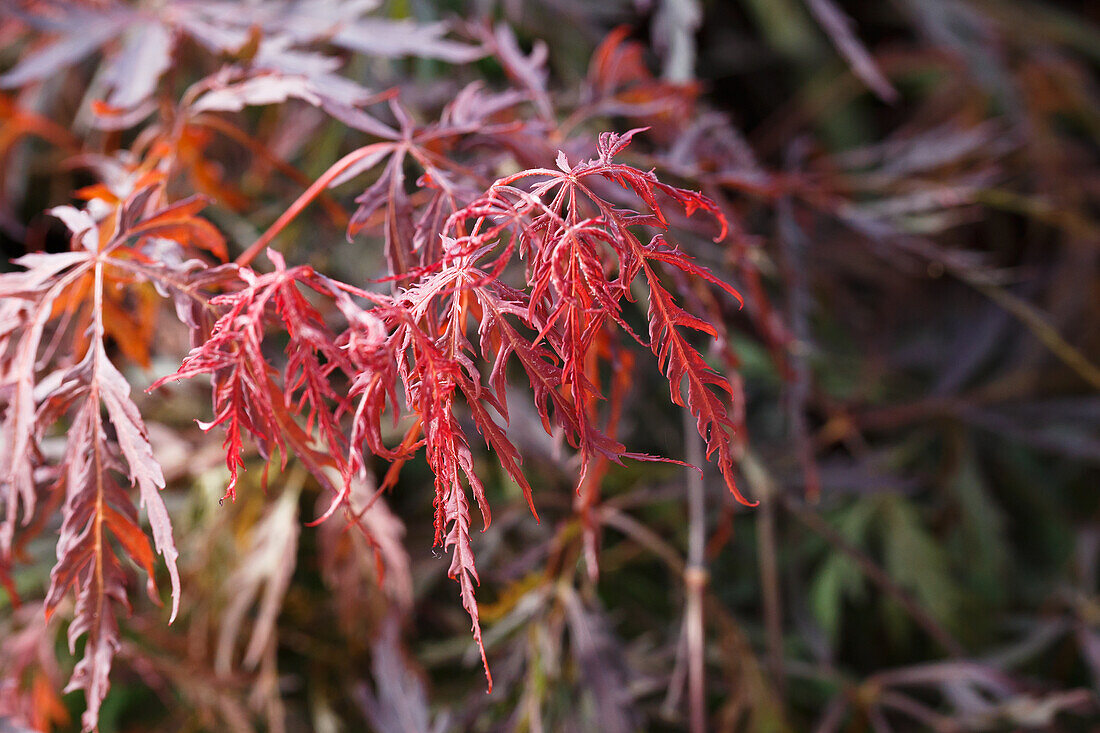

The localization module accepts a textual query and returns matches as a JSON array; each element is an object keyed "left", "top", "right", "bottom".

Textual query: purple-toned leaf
[
  {"left": 102, "top": 21, "right": 175, "bottom": 109},
  {"left": 97, "top": 345, "right": 180, "bottom": 622},
  {"left": 332, "top": 19, "right": 485, "bottom": 63},
  {"left": 0, "top": 16, "right": 124, "bottom": 88},
  {"left": 191, "top": 73, "right": 322, "bottom": 113}
]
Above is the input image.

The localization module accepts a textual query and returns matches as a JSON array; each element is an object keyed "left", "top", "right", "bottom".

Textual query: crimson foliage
[{"left": 0, "top": 3, "right": 750, "bottom": 728}]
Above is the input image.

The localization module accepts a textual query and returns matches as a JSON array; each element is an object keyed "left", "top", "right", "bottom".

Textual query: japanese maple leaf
[
  {"left": 0, "top": 174, "right": 241, "bottom": 729},
  {"left": 0, "top": 0, "right": 481, "bottom": 122},
  {"left": 444, "top": 129, "right": 753, "bottom": 505}
]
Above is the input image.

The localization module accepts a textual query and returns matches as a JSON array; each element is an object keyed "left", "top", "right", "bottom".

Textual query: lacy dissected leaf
[
  {"left": 41, "top": 191, "right": 226, "bottom": 367},
  {"left": 330, "top": 288, "right": 399, "bottom": 491},
  {"left": 0, "top": 174, "right": 228, "bottom": 731},
  {"left": 641, "top": 245, "right": 754, "bottom": 506},
  {"left": 0, "top": 252, "right": 89, "bottom": 553},
  {"left": 45, "top": 341, "right": 180, "bottom": 731},
  {"left": 390, "top": 320, "right": 493, "bottom": 685},
  {"left": 298, "top": 130, "right": 749, "bottom": 678},
  {"left": 46, "top": 390, "right": 133, "bottom": 732},
  {"left": 444, "top": 129, "right": 749, "bottom": 502},
  {"left": 441, "top": 452, "right": 491, "bottom": 690},
  {"left": 97, "top": 347, "right": 180, "bottom": 621},
  {"left": 151, "top": 271, "right": 284, "bottom": 501},
  {"left": 326, "top": 95, "right": 520, "bottom": 279},
  {"left": 152, "top": 250, "right": 370, "bottom": 503}
]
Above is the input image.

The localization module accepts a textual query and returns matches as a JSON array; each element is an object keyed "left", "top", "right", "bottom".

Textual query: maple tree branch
[
  {"left": 684, "top": 409, "right": 707, "bottom": 733},
  {"left": 236, "top": 143, "right": 391, "bottom": 268}
]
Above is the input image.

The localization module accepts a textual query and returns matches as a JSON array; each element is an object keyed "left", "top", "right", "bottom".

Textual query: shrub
[{"left": 1, "top": 1, "right": 1098, "bottom": 731}]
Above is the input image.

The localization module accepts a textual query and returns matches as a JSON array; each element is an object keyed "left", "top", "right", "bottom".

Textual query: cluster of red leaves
[
  {"left": 149, "top": 129, "right": 749, "bottom": 691},
  {"left": 442, "top": 129, "right": 749, "bottom": 503},
  {"left": 0, "top": 4, "right": 751, "bottom": 728}
]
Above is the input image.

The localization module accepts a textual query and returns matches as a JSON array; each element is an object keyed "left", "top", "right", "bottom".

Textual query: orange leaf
[{"left": 102, "top": 501, "right": 159, "bottom": 604}]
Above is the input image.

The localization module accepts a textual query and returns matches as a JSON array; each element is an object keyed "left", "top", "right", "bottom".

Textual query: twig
[
  {"left": 780, "top": 493, "right": 967, "bottom": 658},
  {"left": 776, "top": 166, "right": 822, "bottom": 502},
  {"left": 236, "top": 142, "right": 391, "bottom": 267},
  {"left": 742, "top": 453, "right": 786, "bottom": 699},
  {"left": 684, "top": 410, "right": 707, "bottom": 733}
]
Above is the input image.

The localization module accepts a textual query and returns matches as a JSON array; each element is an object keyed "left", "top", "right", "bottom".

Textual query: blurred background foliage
[{"left": 1, "top": 0, "right": 1098, "bottom": 731}]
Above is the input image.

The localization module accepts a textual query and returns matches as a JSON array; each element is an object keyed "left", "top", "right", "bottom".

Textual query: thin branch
[
  {"left": 780, "top": 493, "right": 967, "bottom": 658},
  {"left": 684, "top": 409, "right": 707, "bottom": 733},
  {"left": 742, "top": 453, "right": 786, "bottom": 699},
  {"left": 236, "top": 143, "right": 392, "bottom": 267}
]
